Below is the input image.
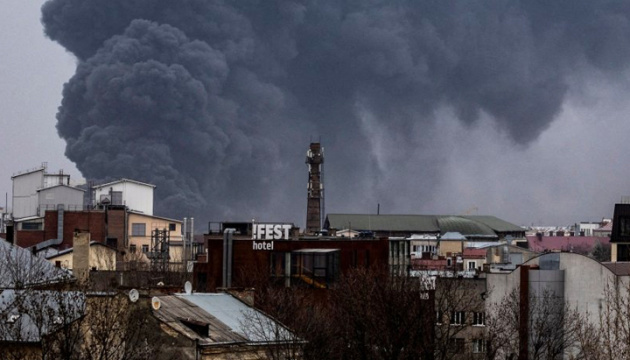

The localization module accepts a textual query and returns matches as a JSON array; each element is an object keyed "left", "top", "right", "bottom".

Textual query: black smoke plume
[{"left": 42, "top": 1, "right": 630, "bottom": 225}]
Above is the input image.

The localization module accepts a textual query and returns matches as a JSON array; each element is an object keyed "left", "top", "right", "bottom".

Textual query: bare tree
[{"left": 483, "top": 287, "right": 587, "bottom": 360}]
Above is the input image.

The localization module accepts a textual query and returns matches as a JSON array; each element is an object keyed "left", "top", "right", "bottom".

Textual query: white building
[
  {"left": 11, "top": 165, "right": 84, "bottom": 222},
  {"left": 93, "top": 179, "right": 155, "bottom": 215}
]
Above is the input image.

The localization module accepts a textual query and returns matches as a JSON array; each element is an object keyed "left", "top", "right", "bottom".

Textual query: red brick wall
[
  {"left": 200, "top": 235, "right": 389, "bottom": 291},
  {"left": 43, "top": 210, "right": 107, "bottom": 250},
  {"left": 15, "top": 231, "right": 45, "bottom": 248}
]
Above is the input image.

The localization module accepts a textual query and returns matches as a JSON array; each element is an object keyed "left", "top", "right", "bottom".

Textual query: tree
[{"left": 483, "top": 287, "right": 587, "bottom": 360}]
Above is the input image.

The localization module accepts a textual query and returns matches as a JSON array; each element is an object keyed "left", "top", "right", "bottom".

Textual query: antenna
[
  {"left": 128, "top": 289, "right": 139, "bottom": 303},
  {"left": 184, "top": 281, "right": 192, "bottom": 295},
  {"left": 151, "top": 297, "right": 161, "bottom": 310}
]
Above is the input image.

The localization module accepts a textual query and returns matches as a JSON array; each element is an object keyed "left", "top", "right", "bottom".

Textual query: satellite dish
[
  {"left": 151, "top": 296, "right": 161, "bottom": 310},
  {"left": 128, "top": 289, "right": 139, "bottom": 303},
  {"left": 184, "top": 281, "right": 192, "bottom": 295}
]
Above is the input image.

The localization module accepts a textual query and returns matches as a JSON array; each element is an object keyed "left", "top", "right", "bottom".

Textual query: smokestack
[{"left": 306, "top": 143, "right": 324, "bottom": 234}]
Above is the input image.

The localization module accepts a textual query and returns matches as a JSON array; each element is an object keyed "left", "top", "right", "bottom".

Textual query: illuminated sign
[{"left": 252, "top": 223, "right": 292, "bottom": 240}]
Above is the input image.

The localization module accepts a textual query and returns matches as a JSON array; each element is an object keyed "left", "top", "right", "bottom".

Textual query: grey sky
[
  {"left": 0, "top": 1, "right": 81, "bottom": 203},
  {"left": 2, "top": 1, "right": 629, "bottom": 228}
]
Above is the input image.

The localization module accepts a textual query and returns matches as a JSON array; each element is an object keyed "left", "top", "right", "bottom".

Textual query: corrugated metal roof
[
  {"left": 154, "top": 293, "right": 294, "bottom": 344},
  {"left": 179, "top": 293, "right": 291, "bottom": 343},
  {"left": 462, "top": 216, "right": 525, "bottom": 232},
  {"left": 437, "top": 217, "right": 496, "bottom": 236},
  {"left": 153, "top": 294, "right": 244, "bottom": 344},
  {"left": 325, "top": 214, "right": 522, "bottom": 236}
]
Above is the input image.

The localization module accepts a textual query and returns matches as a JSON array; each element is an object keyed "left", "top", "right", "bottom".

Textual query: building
[
  {"left": 92, "top": 178, "right": 155, "bottom": 215},
  {"left": 196, "top": 221, "right": 389, "bottom": 292},
  {"left": 10, "top": 165, "right": 84, "bottom": 238},
  {"left": 610, "top": 202, "right": 630, "bottom": 262},
  {"left": 486, "top": 252, "right": 625, "bottom": 359},
  {"left": 324, "top": 214, "right": 526, "bottom": 241},
  {"left": 152, "top": 292, "right": 303, "bottom": 359},
  {"left": 526, "top": 234, "right": 609, "bottom": 254}
]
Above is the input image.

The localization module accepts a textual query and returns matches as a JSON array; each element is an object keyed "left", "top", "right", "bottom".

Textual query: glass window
[
  {"left": 449, "top": 338, "right": 465, "bottom": 353},
  {"left": 472, "top": 339, "right": 486, "bottom": 353},
  {"left": 130, "top": 245, "right": 136, "bottom": 254},
  {"left": 142, "top": 245, "right": 149, "bottom": 253},
  {"left": 450, "top": 311, "right": 466, "bottom": 325},
  {"left": 472, "top": 312, "right": 485, "bottom": 326},
  {"left": 132, "top": 223, "right": 146, "bottom": 236}
]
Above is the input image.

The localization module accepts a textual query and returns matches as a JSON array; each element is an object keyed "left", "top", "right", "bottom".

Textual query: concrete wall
[
  {"left": 12, "top": 169, "right": 44, "bottom": 219},
  {"left": 95, "top": 180, "right": 154, "bottom": 215},
  {"left": 48, "top": 243, "right": 117, "bottom": 271},
  {"left": 37, "top": 186, "right": 84, "bottom": 215}
]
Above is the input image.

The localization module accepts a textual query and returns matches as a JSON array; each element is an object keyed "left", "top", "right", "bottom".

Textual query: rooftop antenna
[
  {"left": 151, "top": 297, "right": 161, "bottom": 310},
  {"left": 128, "top": 289, "right": 139, "bottom": 303}
]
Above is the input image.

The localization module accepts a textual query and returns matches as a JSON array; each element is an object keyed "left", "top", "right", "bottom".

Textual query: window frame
[
  {"left": 450, "top": 311, "right": 466, "bottom": 326},
  {"left": 131, "top": 223, "right": 146, "bottom": 237}
]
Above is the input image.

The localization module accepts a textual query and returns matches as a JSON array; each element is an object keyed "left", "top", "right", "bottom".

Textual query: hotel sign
[{"left": 252, "top": 223, "right": 292, "bottom": 241}]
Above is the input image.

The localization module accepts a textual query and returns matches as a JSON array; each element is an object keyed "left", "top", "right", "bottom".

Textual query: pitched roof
[
  {"left": 153, "top": 293, "right": 295, "bottom": 345},
  {"left": 93, "top": 178, "right": 156, "bottom": 189},
  {"left": 0, "top": 241, "right": 74, "bottom": 288},
  {"left": 0, "top": 290, "right": 85, "bottom": 342}
]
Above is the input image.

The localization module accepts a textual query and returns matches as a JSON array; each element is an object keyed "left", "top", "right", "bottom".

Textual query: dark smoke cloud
[{"left": 41, "top": 1, "right": 630, "bottom": 226}]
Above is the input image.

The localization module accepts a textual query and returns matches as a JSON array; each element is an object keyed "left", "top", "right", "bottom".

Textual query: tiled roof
[
  {"left": 463, "top": 248, "right": 486, "bottom": 258},
  {"left": 526, "top": 236, "right": 609, "bottom": 253}
]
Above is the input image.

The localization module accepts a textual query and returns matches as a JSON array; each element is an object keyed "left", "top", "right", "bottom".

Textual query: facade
[
  {"left": 126, "top": 212, "right": 186, "bottom": 270},
  {"left": 46, "top": 241, "right": 118, "bottom": 271},
  {"left": 486, "top": 252, "right": 623, "bottom": 359},
  {"left": 197, "top": 221, "right": 389, "bottom": 292},
  {"left": 11, "top": 166, "right": 82, "bottom": 221},
  {"left": 93, "top": 179, "right": 155, "bottom": 215},
  {"left": 610, "top": 202, "right": 630, "bottom": 261}
]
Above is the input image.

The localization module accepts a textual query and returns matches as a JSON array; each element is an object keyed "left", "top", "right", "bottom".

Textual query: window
[
  {"left": 169, "top": 223, "right": 176, "bottom": 231},
  {"left": 450, "top": 311, "right": 466, "bottom": 325},
  {"left": 468, "top": 261, "right": 476, "bottom": 270},
  {"left": 472, "top": 339, "right": 486, "bottom": 353},
  {"left": 472, "top": 312, "right": 485, "bottom": 326},
  {"left": 447, "top": 257, "right": 452, "bottom": 267},
  {"left": 449, "top": 338, "right": 465, "bottom": 353},
  {"left": 132, "top": 223, "right": 146, "bottom": 236},
  {"left": 142, "top": 245, "right": 149, "bottom": 253},
  {"left": 436, "top": 311, "right": 444, "bottom": 324},
  {"left": 130, "top": 245, "right": 136, "bottom": 254},
  {"left": 22, "top": 222, "right": 42, "bottom": 230}
]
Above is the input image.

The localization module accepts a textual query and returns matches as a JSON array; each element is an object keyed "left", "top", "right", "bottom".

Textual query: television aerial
[
  {"left": 151, "top": 296, "right": 161, "bottom": 310},
  {"left": 128, "top": 289, "right": 139, "bottom": 303}
]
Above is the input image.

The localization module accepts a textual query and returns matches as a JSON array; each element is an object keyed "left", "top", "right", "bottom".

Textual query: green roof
[
  {"left": 462, "top": 216, "right": 525, "bottom": 232},
  {"left": 437, "top": 216, "right": 496, "bottom": 236},
  {"left": 325, "top": 214, "right": 523, "bottom": 236},
  {"left": 325, "top": 214, "right": 439, "bottom": 232}
]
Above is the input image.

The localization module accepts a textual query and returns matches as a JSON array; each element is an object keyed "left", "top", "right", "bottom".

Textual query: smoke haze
[{"left": 41, "top": 1, "right": 630, "bottom": 226}]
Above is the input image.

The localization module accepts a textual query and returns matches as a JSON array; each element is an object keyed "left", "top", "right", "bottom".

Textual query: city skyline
[{"left": 2, "top": 2, "right": 630, "bottom": 228}]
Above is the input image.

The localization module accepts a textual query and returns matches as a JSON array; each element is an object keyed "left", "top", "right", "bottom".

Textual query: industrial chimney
[{"left": 306, "top": 143, "right": 324, "bottom": 235}]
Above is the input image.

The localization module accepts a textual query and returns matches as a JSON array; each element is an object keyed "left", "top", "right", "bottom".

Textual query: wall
[
  {"left": 95, "top": 180, "right": 154, "bottom": 215},
  {"left": 47, "top": 244, "right": 117, "bottom": 271},
  {"left": 37, "top": 186, "right": 84, "bottom": 215},
  {"left": 12, "top": 169, "right": 44, "bottom": 219},
  {"left": 202, "top": 236, "right": 389, "bottom": 291},
  {"left": 127, "top": 212, "right": 182, "bottom": 266}
]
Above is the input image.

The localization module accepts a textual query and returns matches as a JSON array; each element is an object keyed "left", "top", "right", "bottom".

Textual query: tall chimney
[{"left": 305, "top": 143, "right": 324, "bottom": 234}]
